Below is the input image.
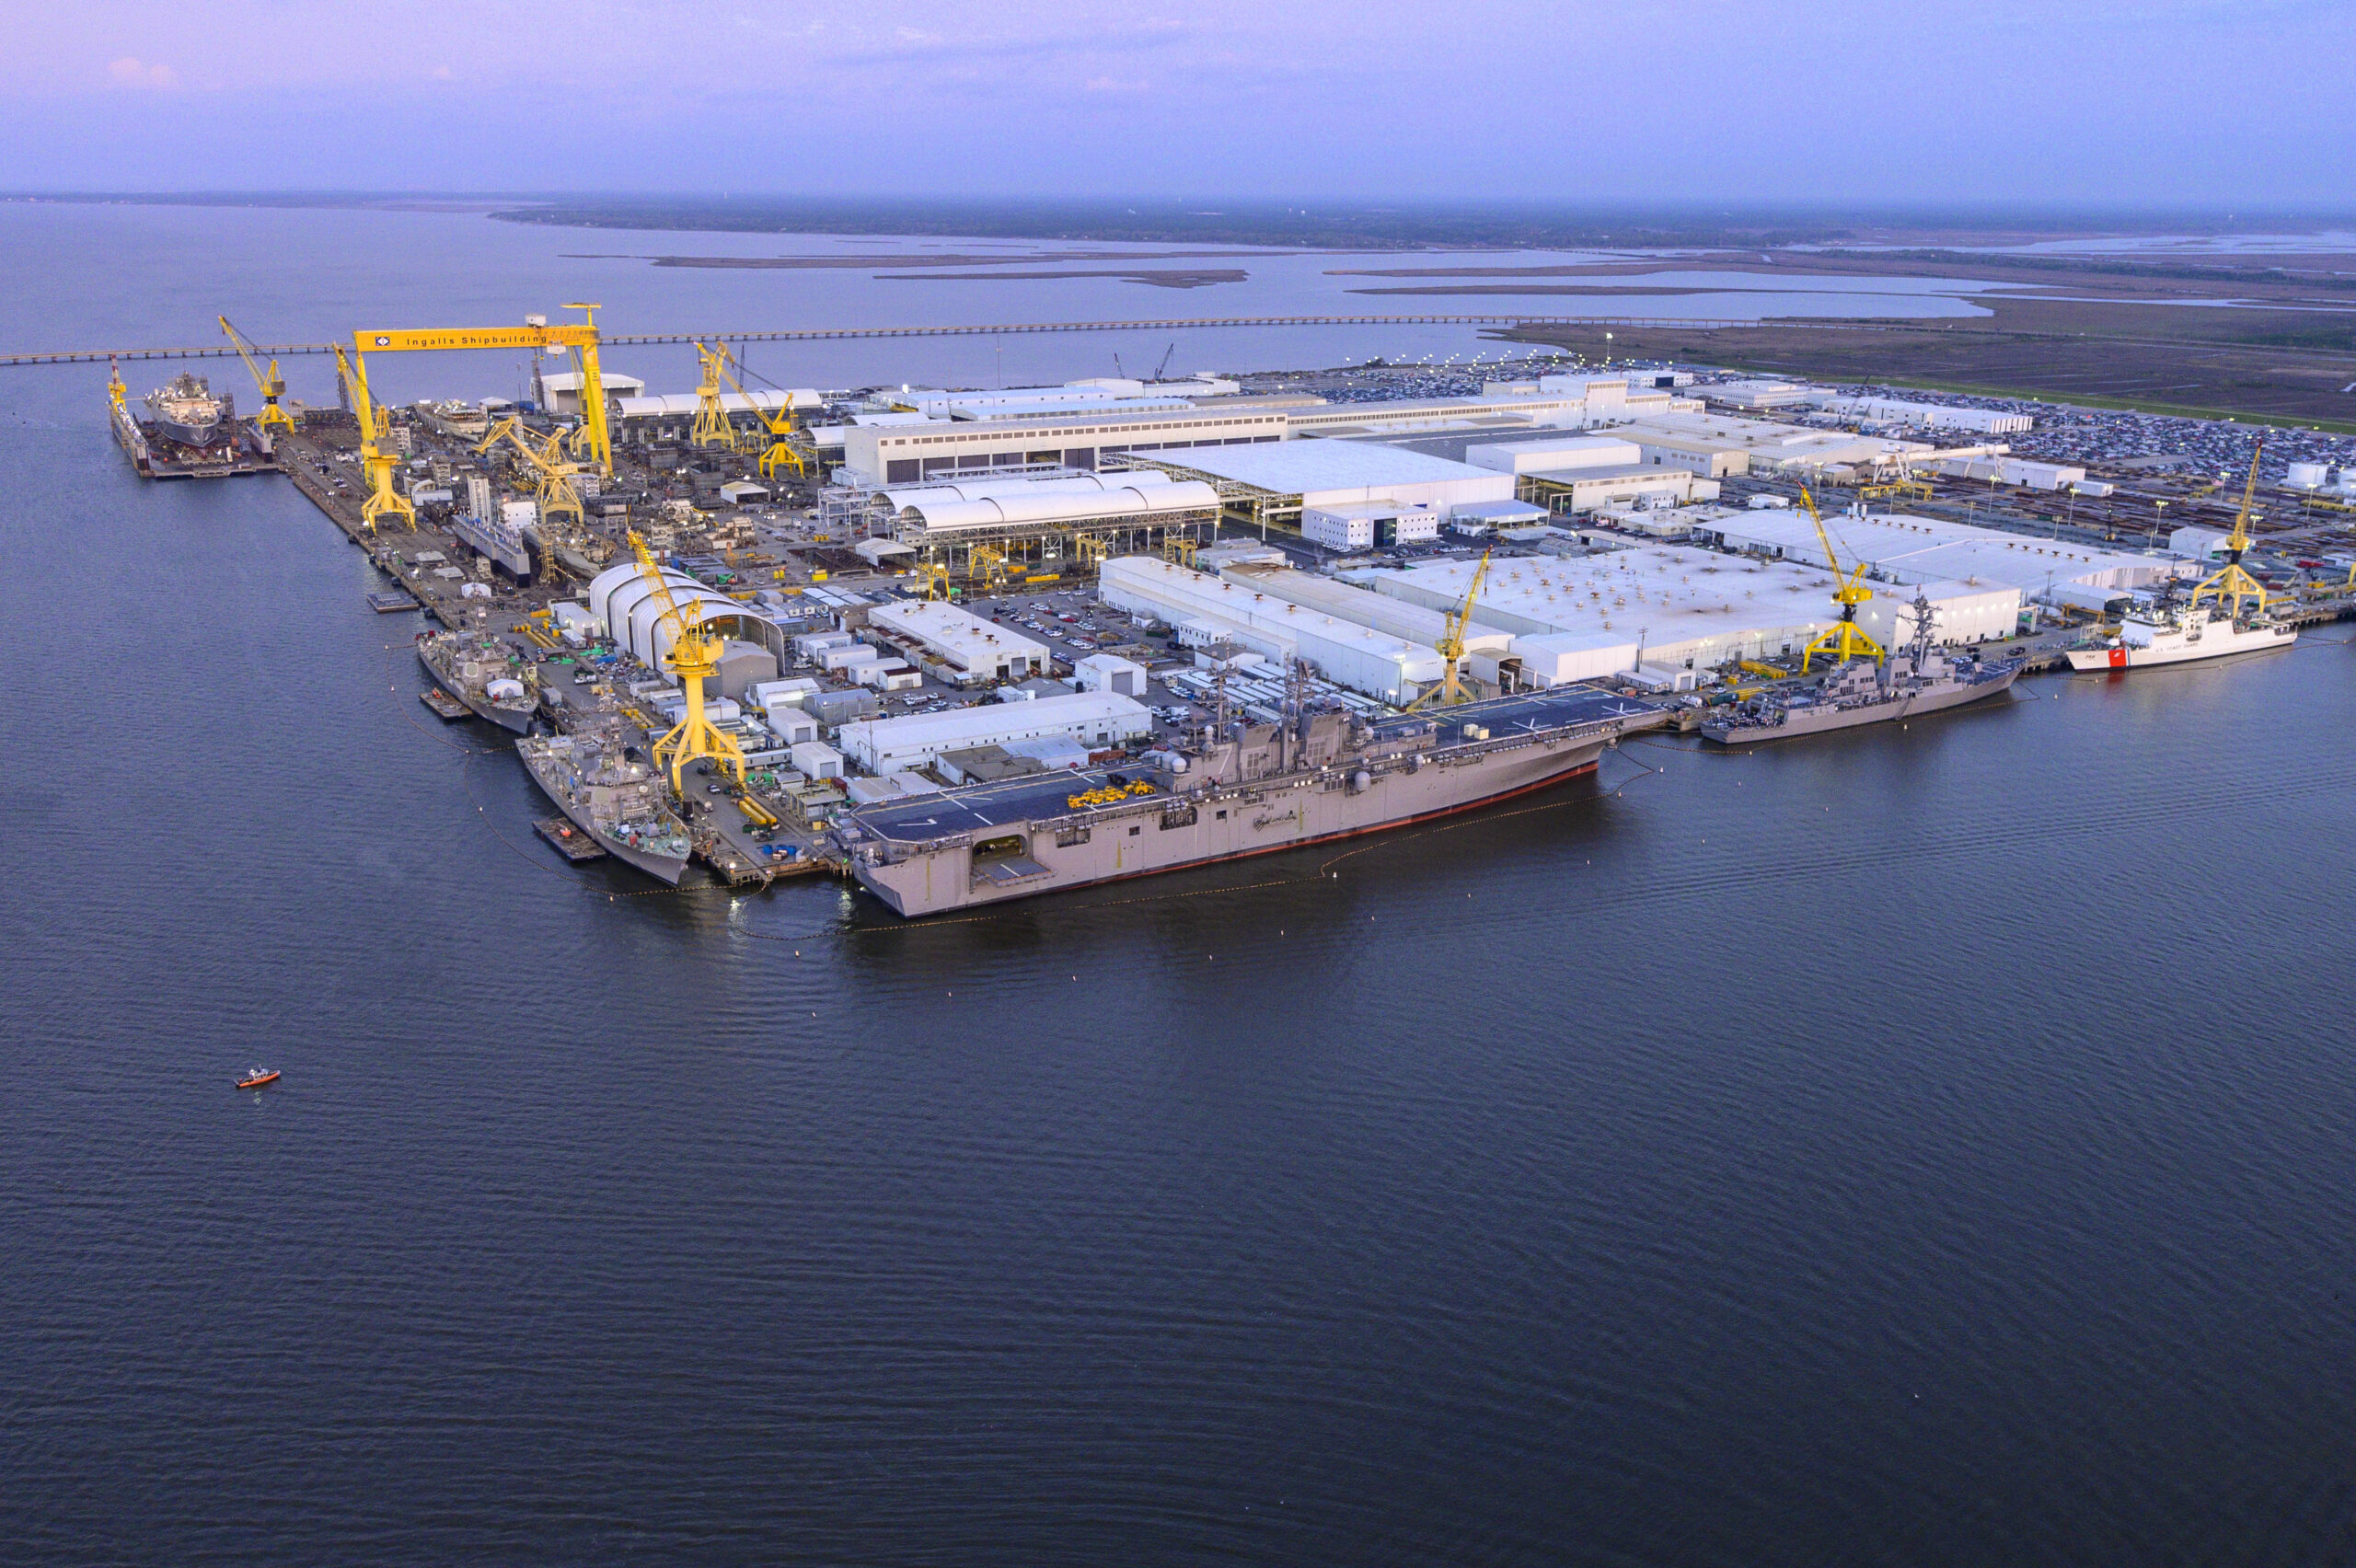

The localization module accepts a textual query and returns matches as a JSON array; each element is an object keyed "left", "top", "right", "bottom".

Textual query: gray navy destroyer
[
  {"left": 514, "top": 732, "right": 694, "bottom": 884},
  {"left": 416, "top": 629, "right": 539, "bottom": 732},
  {"left": 841, "top": 685, "right": 1664, "bottom": 917},
  {"left": 1701, "top": 591, "right": 2022, "bottom": 745}
]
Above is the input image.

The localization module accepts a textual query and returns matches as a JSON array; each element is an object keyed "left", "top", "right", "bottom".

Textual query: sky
[{"left": 4, "top": 0, "right": 2350, "bottom": 206}]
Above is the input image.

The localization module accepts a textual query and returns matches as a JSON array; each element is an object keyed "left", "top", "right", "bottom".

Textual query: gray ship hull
[
  {"left": 516, "top": 747, "right": 689, "bottom": 885},
  {"left": 1700, "top": 664, "right": 2020, "bottom": 744},
  {"left": 847, "top": 688, "right": 1660, "bottom": 918},
  {"left": 416, "top": 641, "right": 537, "bottom": 733}
]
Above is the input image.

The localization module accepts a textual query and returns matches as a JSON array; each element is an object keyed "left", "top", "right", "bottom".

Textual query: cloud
[
  {"left": 107, "top": 57, "right": 176, "bottom": 89},
  {"left": 1083, "top": 75, "right": 1149, "bottom": 93},
  {"left": 432, "top": 64, "right": 455, "bottom": 80}
]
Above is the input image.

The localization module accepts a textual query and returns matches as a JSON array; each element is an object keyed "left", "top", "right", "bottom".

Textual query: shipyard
[{"left": 20, "top": 300, "right": 2356, "bottom": 916}]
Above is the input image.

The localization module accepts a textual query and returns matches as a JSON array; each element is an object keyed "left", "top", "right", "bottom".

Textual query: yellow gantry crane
[
  {"left": 475, "top": 416, "right": 585, "bottom": 576},
  {"left": 1410, "top": 548, "right": 1492, "bottom": 709},
  {"left": 217, "top": 316, "right": 295, "bottom": 432},
  {"left": 334, "top": 343, "right": 415, "bottom": 533},
  {"left": 338, "top": 306, "right": 616, "bottom": 533},
  {"left": 1798, "top": 486, "right": 1886, "bottom": 673},
  {"left": 2190, "top": 442, "right": 2271, "bottom": 618},
  {"left": 626, "top": 530, "right": 748, "bottom": 792},
  {"left": 969, "top": 542, "right": 1011, "bottom": 591},
  {"left": 689, "top": 341, "right": 737, "bottom": 448},
  {"left": 703, "top": 343, "right": 814, "bottom": 479}
]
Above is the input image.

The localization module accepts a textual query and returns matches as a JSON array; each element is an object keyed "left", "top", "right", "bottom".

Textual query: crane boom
[
  {"left": 1797, "top": 486, "right": 1884, "bottom": 673},
  {"left": 217, "top": 317, "right": 294, "bottom": 432},
  {"left": 2191, "top": 442, "right": 2271, "bottom": 618},
  {"left": 1409, "top": 549, "right": 1492, "bottom": 709}
]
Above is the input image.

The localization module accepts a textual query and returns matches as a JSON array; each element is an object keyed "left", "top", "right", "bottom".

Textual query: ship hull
[
  {"left": 853, "top": 731, "right": 1612, "bottom": 917},
  {"left": 2065, "top": 622, "right": 2297, "bottom": 670},
  {"left": 415, "top": 643, "right": 536, "bottom": 733},
  {"left": 1701, "top": 665, "right": 2021, "bottom": 744},
  {"left": 516, "top": 748, "right": 689, "bottom": 885}
]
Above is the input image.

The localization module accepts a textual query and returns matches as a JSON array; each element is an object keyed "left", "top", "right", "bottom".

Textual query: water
[{"left": 6, "top": 204, "right": 2356, "bottom": 1565}]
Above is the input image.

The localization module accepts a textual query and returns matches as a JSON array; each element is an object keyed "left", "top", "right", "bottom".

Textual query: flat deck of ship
[{"left": 849, "top": 685, "right": 1659, "bottom": 847}]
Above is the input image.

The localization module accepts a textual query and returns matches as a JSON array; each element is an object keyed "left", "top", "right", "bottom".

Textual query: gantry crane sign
[
  {"left": 1798, "top": 486, "right": 1886, "bottom": 673},
  {"left": 1409, "top": 548, "right": 1493, "bottom": 709},
  {"left": 342, "top": 306, "right": 615, "bottom": 530},
  {"left": 625, "top": 530, "right": 748, "bottom": 792},
  {"left": 2190, "top": 441, "right": 2270, "bottom": 618}
]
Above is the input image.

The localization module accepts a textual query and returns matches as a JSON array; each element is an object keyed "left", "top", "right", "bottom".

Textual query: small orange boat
[{"left": 236, "top": 1068, "right": 281, "bottom": 1090}]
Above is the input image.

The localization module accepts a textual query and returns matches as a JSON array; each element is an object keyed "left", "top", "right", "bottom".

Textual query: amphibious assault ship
[
  {"left": 515, "top": 733, "right": 693, "bottom": 884},
  {"left": 840, "top": 685, "right": 1663, "bottom": 917},
  {"left": 416, "top": 629, "right": 539, "bottom": 732},
  {"left": 1701, "top": 592, "right": 2022, "bottom": 744}
]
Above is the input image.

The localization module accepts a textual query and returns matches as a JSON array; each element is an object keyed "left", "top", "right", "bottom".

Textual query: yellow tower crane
[
  {"left": 476, "top": 416, "right": 586, "bottom": 577},
  {"left": 1409, "top": 548, "right": 1492, "bottom": 709},
  {"left": 1798, "top": 487, "right": 1885, "bottom": 673},
  {"left": 689, "top": 341, "right": 738, "bottom": 448},
  {"left": 626, "top": 530, "right": 748, "bottom": 792},
  {"left": 334, "top": 344, "right": 415, "bottom": 533},
  {"left": 217, "top": 316, "right": 296, "bottom": 432},
  {"left": 2190, "top": 442, "right": 2271, "bottom": 619},
  {"left": 705, "top": 347, "right": 814, "bottom": 480}
]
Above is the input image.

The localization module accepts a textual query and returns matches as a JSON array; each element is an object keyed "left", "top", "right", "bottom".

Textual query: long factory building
[{"left": 1695, "top": 507, "right": 2179, "bottom": 614}]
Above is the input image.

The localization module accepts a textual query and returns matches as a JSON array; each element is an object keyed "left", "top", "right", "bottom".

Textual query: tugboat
[{"left": 1701, "top": 591, "right": 2022, "bottom": 744}]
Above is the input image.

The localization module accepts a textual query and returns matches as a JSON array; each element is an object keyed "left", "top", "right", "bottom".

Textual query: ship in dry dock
[
  {"left": 839, "top": 686, "right": 1664, "bottom": 917},
  {"left": 143, "top": 372, "right": 229, "bottom": 446}
]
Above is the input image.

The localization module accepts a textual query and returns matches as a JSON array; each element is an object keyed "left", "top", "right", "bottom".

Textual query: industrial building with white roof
[
  {"left": 867, "top": 599, "right": 1054, "bottom": 681},
  {"left": 1696, "top": 507, "right": 2178, "bottom": 614},
  {"left": 835, "top": 691, "right": 1155, "bottom": 774},
  {"left": 1099, "top": 556, "right": 1450, "bottom": 703}
]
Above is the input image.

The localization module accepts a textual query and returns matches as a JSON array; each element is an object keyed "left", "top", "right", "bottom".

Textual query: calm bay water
[{"left": 5, "top": 204, "right": 2356, "bottom": 1564}]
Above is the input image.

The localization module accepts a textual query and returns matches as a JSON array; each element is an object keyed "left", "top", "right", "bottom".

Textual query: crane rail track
[{"left": 0, "top": 314, "right": 1773, "bottom": 367}]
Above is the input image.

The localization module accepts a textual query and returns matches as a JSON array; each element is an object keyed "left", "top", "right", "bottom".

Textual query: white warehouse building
[
  {"left": 1100, "top": 555, "right": 1449, "bottom": 702},
  {"left": 867, "top": 599, "right": 1053, "bottom": 680},
  {"left": 1149, "top": 441, "right": 1516, "bottom": 518},
  {"left": 1699, "top": 508, "right": 2171, "bottom": 614},
  {"left": 835, "top": 691, "right": 1154, "bottom": 774},
  {"left": 586, "top": 561, "right": 761, "bottom": 674}
]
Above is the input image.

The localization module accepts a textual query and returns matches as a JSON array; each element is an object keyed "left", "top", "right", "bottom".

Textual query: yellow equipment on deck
[
  {"left": 2190, "top": 444, "right": 2271, "bottom": 618},
  {"left": 626, "top": 530, "right": 747, "bottom": 792},
  {"left": 218, "top": 316, "right": 295, "bottom": 432},
  {"left": 1409, "top": 548, "right": 1492, "bottom": 710},
  {"left": 1798, "top": 487, "right": 1886, "bottom": 673}
]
